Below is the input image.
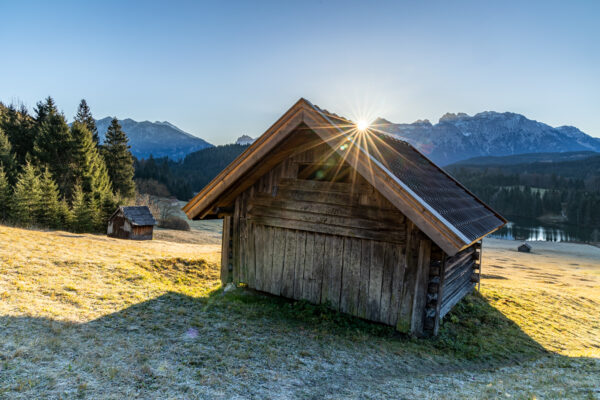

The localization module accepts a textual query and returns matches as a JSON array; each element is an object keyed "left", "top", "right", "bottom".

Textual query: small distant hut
[
  {"left": 183, "top": 99, "right": 506, "bottom": 336},
  {"left": 107, "top": 206, "right": 156, "bottom": 240},
  {"left": 518, "top": 243, "right": 532, "bottom": 253}
]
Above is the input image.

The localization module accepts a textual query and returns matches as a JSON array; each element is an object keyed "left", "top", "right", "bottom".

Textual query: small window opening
[{"left": 297, "top": 163, "right": 352, "bottom": 183}]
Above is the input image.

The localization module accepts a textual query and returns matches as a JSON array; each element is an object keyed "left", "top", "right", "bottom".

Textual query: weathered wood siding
[
  {"left": 131, "top": 225, "right": 154, "bottom": 240},
  {"left": 438, "top": 243, "right": 479, "bottom": 320},
  {"left": 224, "top": 142, "right": 437, "bottom": 334}
]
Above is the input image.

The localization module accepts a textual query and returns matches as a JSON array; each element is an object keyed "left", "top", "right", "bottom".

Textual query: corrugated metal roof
[
  {"left": 118, "top": 206, "right": 156, "bottom": 226},
  {"left": 310, "top": 103, "right": 505, "bottom": 244}
]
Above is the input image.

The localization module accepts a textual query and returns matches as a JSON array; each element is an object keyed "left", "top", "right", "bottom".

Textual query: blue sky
[{"left": 1, "top": 0, "right": 598, "bottom": 144}]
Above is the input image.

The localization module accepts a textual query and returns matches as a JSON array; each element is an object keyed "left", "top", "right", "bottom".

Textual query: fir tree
[
  {"left": 0, "top": 127, "right": 16, "bottom": 182},
  {"left": 57, "top": 198, "right": 73, "bottom": 229},
  {"left": 11, "top": 162, "right": 42, "bottom": 226},
  {"left": 102, "top": 118, "right": 135, "bottom": 199},
  {"left": 100, "top": 193, "right": 118, "bottom": 231},
  {"left": 0, "top": 164, "right": 11, "bottom": 221},
  {"left": 71, "top": 184, "right": 92, "bottom": 233},
  {"left": 37, "top": 167, "right": 61, "bottom": 228},
  {"left": 70, "top": 122, "right": 112, "bottom": 198},
  {"left": 33, "top": 97, "right": 74, "bottom": 196},
  {"left": 1, "top": 104, "right": 35, "bottom": 166},
  {"left": 74, "top": 99, "right": 99, "bottom": 144}
]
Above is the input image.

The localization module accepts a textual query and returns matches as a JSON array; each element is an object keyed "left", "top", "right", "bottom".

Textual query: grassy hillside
[{"left": 0, "top": 225, "right": 598, "bottom": 398}]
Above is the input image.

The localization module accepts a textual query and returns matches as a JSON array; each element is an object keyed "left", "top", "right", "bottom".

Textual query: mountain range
[
  {"left": 95, "top": 117, "right": 212, "bottom": 160},
  {"left": 374, "top": 112, "right": 600, "bottom": 166},
  {"left": 98, "top": 111, "right": 600, "bottom": 165}
]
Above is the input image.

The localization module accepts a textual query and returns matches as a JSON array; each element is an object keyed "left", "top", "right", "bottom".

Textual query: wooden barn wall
[
  {"left": 132, "top": 225, "right": 154, "bottom": 240},
  {"left": 438, "top": 243, "right": 481, "bottom": 319},
  {"left": 226, "top": 142, "right": 435, "bottom": 333}
]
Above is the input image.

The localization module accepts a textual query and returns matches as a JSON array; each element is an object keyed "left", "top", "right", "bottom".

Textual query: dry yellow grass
[
  {"left": 481, "top": 239, "right": 600, "bottom": 358},
  {"left": 0, "top": 225, "right": 598, "bottom": 399},
  {"left": 0, "top": 225, "right": 222, "bottom": 323}
]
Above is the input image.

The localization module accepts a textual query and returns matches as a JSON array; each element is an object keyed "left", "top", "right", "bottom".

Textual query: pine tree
[
  {"left": 71, "top": 184, "right": 92, "bottom": 233},
  {"left": 0, "top": 127, "right": 16, "bottom": 182},
  {"left": 102, "top": 118, "right": 135, "bottom": 199},
  {"left": 33, "top": 97, "right": 74, "bottom": 196},
  {"left": 37, "top": 167, "right": 61, "bottom": 228},
  {"left": 11, "top": 162, "right": 42, "bottom": 226},
  {"left": 70, "top": 122, "right": 112, "bottom": 198},
  {"left": 100, "top": 192, "right": 118, "bottom": 231},
  {"left": 57, "top": 198, "right": 73, "bottom": 229},
  {"left": 74, "top": 99, "right": 99, "bottom": 145},
  {"left": 0, "top": 164, "right": 11, "bottom": 222},
  {"left": 2, "top": 104, "right": 36, "bottom": 165}
]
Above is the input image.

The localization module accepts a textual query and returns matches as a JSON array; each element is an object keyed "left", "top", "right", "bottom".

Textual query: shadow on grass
[{"left": 0, "top": 288, "right": 595, "bottom": 398}]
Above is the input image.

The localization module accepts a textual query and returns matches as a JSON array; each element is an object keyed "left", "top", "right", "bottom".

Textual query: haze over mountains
[
  {"left": 375, "top": 111, "right": 600, "bottom": 166},
  {"left": 95, "top": 117, "right": 212, "bottom": 160}
]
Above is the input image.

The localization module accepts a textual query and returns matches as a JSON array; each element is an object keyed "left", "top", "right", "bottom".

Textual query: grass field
[{"left": 0, "top": 224, "right": 598, "bottom": 399}]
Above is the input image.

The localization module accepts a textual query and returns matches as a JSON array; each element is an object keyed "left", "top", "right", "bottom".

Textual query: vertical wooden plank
[
  {"left": 253, "top": 224, "right": 264, "bottom": 291},
  {"left": 340, "top": 237, "right": 361, "bottom": 315},
  {"left": 357, "top": 239, "right": 371, "bottom": 319},
  {"left": 281, "top": 229, "right": 297, "bottom": 298},
  {"left": 246, "top": 222, "right": 256, "bottom": 289},
  {"left": 433, "top": 252, "right": 447, "bottom": 336},
  {"left": 301, "top": 232, "right": 315, "bottom": 301},
  {"left": 410, "top": 239, "right": 432, "bottom": 336},
  {"left": 293, "top": 231, "right": 307, "bottom": 300},
  {"left": 232, "top": 196, "right": 243, "bottom": 285},
  {"left": 320, "top": 235, "right": 332, "bottom": 305},
  {"left": 389, "top": 245, "right": 406, "bottom": 327},
  {"left": 397, "top": 223, "right": 419, "bottom": 332},
  {"left": 271, "top": 227, "right": 286, "bottom": 295},
  {"left": 220, "top": 216, "right": 232, "bottom": 286},
  {"left": 368, "top": 241, "right": 385, "bottom": 322},
  {"left": 264, "top": 226, "right": 275, "bottom": 294},
  {"left": 379, "top": 242, "right": 395, "bottom": 325},
  {"left": 321, "top": 235, "right": 344, "bottom": 310},
  {"left": 238, "top": 216, "right": 247, "bottom": 284},
  {"left": 310, "top": 233, "right": 326, "bottom": 304}
]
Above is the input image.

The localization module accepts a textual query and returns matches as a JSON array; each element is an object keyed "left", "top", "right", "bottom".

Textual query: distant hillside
[
  {"left": 375, "top": 112, "right": 600, "bottom": 165},
  {"left": 171, "top": 144, "right": 249, "bottom": 194},
  {"left": 96, "top": 117, "right": 212, "bottom": 160},
  {"left": 445, "top": 152, "right": 600, "bottom": 230},
  {"left": 135, "top": 144, "right": 248, "bottom": 200},
  {"left": 447, "top": 152, "right": 600, "bottom": 184},
  {"left": 451, "top": 151, "right": 599, "bottom": 167}
]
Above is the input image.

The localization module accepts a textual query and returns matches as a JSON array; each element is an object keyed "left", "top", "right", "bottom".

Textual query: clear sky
[{"left": 1, "top": 0, "right": 599, "bottom": 144}]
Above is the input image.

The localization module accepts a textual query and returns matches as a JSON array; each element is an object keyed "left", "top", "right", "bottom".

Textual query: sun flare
[{"left": 356, "top": 119, "right": 369, "bottom": 131}]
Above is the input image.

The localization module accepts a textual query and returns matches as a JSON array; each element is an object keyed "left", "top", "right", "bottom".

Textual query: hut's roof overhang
[{"left": 183, "top": 98, "right": 506, "bottom": 256}]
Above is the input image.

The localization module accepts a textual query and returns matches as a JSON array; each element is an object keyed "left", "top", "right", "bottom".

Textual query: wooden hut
[
  {"left": 107, "top": 206, "right": 156, "bottom": 240},
  {"left": 518, "top": 243, "right": 532, "bottom": 253},
  {"left": 183, "top": 99, "right": 506, "bottom": 336}
]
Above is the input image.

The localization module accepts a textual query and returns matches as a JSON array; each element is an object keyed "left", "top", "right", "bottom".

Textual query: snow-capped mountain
[
  {"left": 375, "top": 112, "right": 600, "bottom": 166},
  {"left": 235, "top": 135, "right": 255, "bottom": 145},
  {"left": 95, "top": 117, "right": 212, "bottom": 160}
]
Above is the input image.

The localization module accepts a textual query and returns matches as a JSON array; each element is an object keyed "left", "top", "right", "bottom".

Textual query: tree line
[
  {"left": 448, "top": 166, "right": 600, "bottom": 228},
  {"left": 134, "top": 144, "right": 247, "bottom": 200},
  {"left": 0, "top": 98, "right": 135, "bottom": 232}
]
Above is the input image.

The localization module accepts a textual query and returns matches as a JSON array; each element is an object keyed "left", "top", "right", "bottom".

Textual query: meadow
[{"left": 0, "top": 224, "right": 598, "bottom": 399}]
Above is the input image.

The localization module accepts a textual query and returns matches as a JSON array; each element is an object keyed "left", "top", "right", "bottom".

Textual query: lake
[{"left": 491, "top": 216, "right": 599, "bottom": 243}]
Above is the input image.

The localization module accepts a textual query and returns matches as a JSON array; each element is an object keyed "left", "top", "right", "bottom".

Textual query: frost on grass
[{"left": 0, "top": 226, "right": 598, "bottom": 399}]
